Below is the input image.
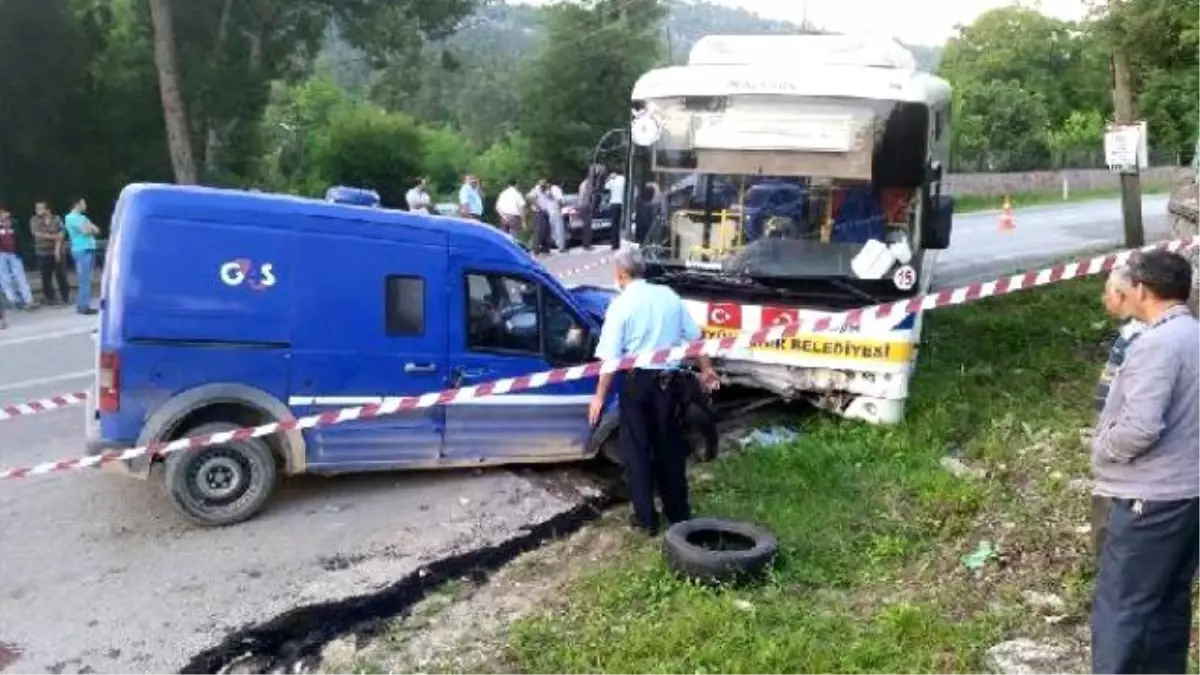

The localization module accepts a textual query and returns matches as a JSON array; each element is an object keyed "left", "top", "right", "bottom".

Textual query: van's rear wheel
[{"left": 162, "top": 422, "right": 277, "bottom": 526}]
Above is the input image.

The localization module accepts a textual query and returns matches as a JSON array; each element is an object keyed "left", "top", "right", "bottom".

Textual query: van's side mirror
[{"left": 923, "top": 194, "right": 954, "bottom": 250}]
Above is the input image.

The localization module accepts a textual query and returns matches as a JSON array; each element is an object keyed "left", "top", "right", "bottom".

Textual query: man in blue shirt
[
  {"left": 458, "top": 174, "right": 483, "bottom": 220},
  {"left": 591, "top": 249, "right": 719, "bottom": 534},
  {"left": 64, "top": 197, "right": 101, "bottom": 315}
]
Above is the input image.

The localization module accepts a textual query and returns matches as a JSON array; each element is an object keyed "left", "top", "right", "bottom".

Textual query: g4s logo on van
[{"left": 220, "top": 258, "right": 277, "bottom": 291}]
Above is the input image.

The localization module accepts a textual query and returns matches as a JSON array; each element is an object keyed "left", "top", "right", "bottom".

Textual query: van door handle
[
  {"left": 404, "top": 362, "right": 437, "bottom": 374},
  {"left": 458, "top": 368, "right": 489, "bottom": 378}
]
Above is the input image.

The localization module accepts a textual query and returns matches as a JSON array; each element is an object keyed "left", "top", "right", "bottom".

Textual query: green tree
[
  {"left": 950, "top": 80, "right": 1053, "bottom": 172},
  {"left": 1048, "top": 110, "right": 1106, "bottom": 167},
  {"left": 471, "top": 133, "right": 537, "bottom": 191},
  {"left": 1087, "top": 0, "right": 1200, "bottom": 161},
  {"left": 257, "top": 74, "right": 358, "bottom": 192},
  {"left": 938, "top": 6, "right": 1108, "bottom": 129},
  {"left": 0, "top": 0, "right": 171, "bottom": 249},
  {"left": 517, "top": 0, "right": 667, "bottom": 182},
  {"left": 419, "top": 125, "right": 476, "bottom": 196},
  {"left": 308, "top": 105, "right": 426, "bottom": 207},
  {"left": 144, "top": 0, "right": 482, "bottom": 185}
]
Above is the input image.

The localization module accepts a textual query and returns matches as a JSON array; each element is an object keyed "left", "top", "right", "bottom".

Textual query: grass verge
[
  {"left": 954, "top": 185, "right": 1170, "bottom": 214},
  {"left": 499, "top": 276, "right": 1196, "bottom": 674}
]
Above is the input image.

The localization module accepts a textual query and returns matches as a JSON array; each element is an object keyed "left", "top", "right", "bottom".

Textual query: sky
[
  {"left": 512, "top": 0, "right": 1094, "bottom": 46},
  {"left": 716, "top": 0, "right": 1091, "bottom": 45}
]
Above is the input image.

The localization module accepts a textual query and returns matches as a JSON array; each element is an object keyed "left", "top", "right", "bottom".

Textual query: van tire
[
  {"left": 600, "top": 433, "right": 623, "bottom": 466},
  {"left": 663, "top": 518, "right": 778, "bottom": 584},
  {"left": 162, "top": 422, "right": 278, "bottom": 527}
]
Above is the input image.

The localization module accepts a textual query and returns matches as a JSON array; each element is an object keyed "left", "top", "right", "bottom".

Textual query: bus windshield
[{"left": 626, "top": 95, "right": 929, "bottom": 281}]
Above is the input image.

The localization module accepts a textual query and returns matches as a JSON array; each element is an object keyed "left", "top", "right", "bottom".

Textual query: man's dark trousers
[
  {"left": 532, "top": 210, "right": 551, "bottom": 254},
  {"left": 37, "top": 254, "right": 69, "bottom": 304},
  {"left": 608, "top": 203, "right": 623, "bottom": 250},
  {"left": 1092, "top": 497, "right": 1199, "bottom": 674},
  {"left": 619, "top": 369, "right": 691, "bottom": 532}
]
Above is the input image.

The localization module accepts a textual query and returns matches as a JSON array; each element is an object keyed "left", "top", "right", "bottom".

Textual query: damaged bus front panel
[{"left": 620, "top": 35, "right": 954, "bottom": 424}]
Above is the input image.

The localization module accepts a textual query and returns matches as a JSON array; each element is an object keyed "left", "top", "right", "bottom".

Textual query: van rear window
[{"left": 385, "top": 275, "right": 425, "bottom": 336}]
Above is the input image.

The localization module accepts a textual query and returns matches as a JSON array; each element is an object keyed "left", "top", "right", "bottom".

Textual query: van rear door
[{"left": 289, "top": 234, "right": 449, "bottom": 471}]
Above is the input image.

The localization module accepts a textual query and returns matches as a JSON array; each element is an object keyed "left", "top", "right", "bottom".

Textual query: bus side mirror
[
  {"left": 926, "top": 161, "right": 943, "bottom": 183},
  {"left": 924, "top": 195, "right": 954, "bottom": 250}
]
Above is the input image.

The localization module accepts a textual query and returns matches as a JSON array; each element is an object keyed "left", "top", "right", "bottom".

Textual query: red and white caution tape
[
  {"left": 0, "top": 392, "right": 89, "bottom": 423},
  {"left": 1, "top": 236, "right": 1196, "bottom": 480}
]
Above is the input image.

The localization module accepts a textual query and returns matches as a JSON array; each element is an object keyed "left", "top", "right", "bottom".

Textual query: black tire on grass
[{"left": 664, "top": 518, "right": 779, "bottom": 584}]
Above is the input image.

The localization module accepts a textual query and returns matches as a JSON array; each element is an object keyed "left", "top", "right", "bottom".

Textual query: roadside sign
[{"left": 1105, "top": 121, "right": 1148, "bottom": 172}]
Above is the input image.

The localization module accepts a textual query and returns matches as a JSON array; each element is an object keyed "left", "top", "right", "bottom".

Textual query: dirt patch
[
  {"left": 318, "top": 514, "right": 638, "bottom": 674},
  {"left": 314, "top": 409, "right": 789, "bottom": 674}
]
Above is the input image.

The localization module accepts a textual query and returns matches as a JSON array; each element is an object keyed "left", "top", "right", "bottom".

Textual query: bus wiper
[
  {"left": 821, "top": 276, "right": 883, "bottom": 305},
  {"left": 657, "top": 269, "right": 766, "bottom": 290}
]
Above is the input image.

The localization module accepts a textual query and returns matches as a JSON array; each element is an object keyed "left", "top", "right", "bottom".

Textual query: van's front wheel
[{"left": 162, "top": 422, "right": 278, "bottom": 526}]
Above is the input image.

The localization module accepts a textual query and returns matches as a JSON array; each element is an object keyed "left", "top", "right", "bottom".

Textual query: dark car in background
[{"left": 562, "top": 193, "right": 614, "bottom": 243}]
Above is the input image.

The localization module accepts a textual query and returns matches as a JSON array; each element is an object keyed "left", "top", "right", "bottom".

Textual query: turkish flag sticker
[
  {"left": 707, "top": 302, "right": 742, "bottom": 328},
  {"left": 762, "top": 306, "right": 799, "bottom": 326}
]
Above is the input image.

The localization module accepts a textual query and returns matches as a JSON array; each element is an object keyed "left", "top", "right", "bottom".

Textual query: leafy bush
[
  {"left": 471, "top": 132, "right": 536, "bottom": 192},
  {"left": 420, "top": 125, "right": 476, "bottom": 196},
  {"left": 308, "top": 105, "right": 425, "bottom": 208}
]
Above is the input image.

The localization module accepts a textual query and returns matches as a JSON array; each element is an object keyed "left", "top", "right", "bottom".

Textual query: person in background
[
  {"left": 590, "top": 248, "right": 719, "bottom": 535},
  {"left": 30, "top": 201, "right": 70, "bottom": 305},
  {"left": 527, "top": 180, "right": 554, "bottom": 256},
  {"left": 495, "top": 179, "right": 526, "bottom": 236},
  {"left": 547, "top": 180, "right": 566, "bottom": 252},
  {"left": 1090, "top": 249, "right": 1198, "bottom": 674},
  {"left": 64, "top": 197, "right": 101, "bottom": 315},
  {"left": 578, "top": 170, "right": 595, "bottom": 250},
  {"left": 458, "top": 174, "right": 483, "bottom": 220},
  {"left": 405, "top": 178, "right": 432, "bottom": 214},
  {"left": 604, "top": 168, "right": 625, "bottom": 251},
  {"left": 0, "top": 206, "right": 35, "bottom": 310},
  {"left": 1090, "top": 265, "right": 1148, "bottom": 559}
]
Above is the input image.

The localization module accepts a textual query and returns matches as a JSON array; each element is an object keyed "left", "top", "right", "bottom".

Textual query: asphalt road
[
  {"left": 0, "top": 197, "right": 1176, "bottom": 673},
  {"left": 933, "top": 194, "right": 1171, "bottom": 287}
]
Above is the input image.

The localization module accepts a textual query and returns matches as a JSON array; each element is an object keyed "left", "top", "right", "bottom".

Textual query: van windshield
[{"left": 626, "top": 95, "right": 929, "bottom": 281}]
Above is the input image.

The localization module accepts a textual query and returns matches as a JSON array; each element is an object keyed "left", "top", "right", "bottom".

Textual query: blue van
[{"left": 85, "top": 184, "right": 624, "bottom": 526}]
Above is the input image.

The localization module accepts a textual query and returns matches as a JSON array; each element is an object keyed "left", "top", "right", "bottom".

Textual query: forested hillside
[{"left": 315, "top": 0, "right": 941, "bottom": 150}]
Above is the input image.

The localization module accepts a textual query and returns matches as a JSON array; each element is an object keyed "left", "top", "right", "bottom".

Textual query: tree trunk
[
  {"left": 148, "top": 0, "right": 197, "bottom": 184},
  {"left": 202, "top": 0, "right": 235, "bottom": 175}
]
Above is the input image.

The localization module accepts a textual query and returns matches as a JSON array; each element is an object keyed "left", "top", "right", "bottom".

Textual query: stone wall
[
  {"left": 1161, "top": 177, "right": 1200, "bottom": 317},
  {"left": 945, "top": 166, "right": 1180, "bottom": 197}
]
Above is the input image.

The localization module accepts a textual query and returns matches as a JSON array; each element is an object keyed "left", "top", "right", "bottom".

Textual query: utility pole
[{"left": 1109, "top": 21, "right": 1145, "bottom": 247}]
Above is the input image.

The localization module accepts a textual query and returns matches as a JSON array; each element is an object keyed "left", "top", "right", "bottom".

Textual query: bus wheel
[{"left": 162, "top": 422, "right": 278, "bottom": 527}]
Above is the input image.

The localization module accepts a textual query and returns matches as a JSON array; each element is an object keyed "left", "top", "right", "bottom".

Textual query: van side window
[
  {"left": 385, "top": 275, "right": 425, "bottom": 336},
  {"left": 465, "top": 273, "right": 540, "bottom": 354},
  {"left": 543, "top": 291, "right": 591, "bottom": 365}
]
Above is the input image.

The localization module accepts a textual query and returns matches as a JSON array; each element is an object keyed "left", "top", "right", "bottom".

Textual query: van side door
[
  {"left": 442, "top": 266, "right": 597, "bottom": 462},
  {"left": 289, "top": 237, "right": 448, "bottom": 471}
]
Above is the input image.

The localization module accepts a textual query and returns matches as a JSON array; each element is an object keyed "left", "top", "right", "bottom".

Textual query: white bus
[{"left": 620, "top": 34, "right": 954, "bottom": 424}]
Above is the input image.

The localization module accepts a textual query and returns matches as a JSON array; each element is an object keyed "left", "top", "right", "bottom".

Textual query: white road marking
[
  {"left": 0, "top": 369, "right": 94, "bottom": 393},
  {"left": 0, "top": 326, "right": 96, "bottom": 347}
]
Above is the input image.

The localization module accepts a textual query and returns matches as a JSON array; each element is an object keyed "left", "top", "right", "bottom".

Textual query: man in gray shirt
[{"left": 1091, "top": 249, "right": 1199, "bottom": 674}]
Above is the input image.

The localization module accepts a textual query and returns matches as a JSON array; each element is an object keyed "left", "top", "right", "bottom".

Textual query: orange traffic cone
[{"left": 999, "top": 196, "right": 1015, "bottom": 232}]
